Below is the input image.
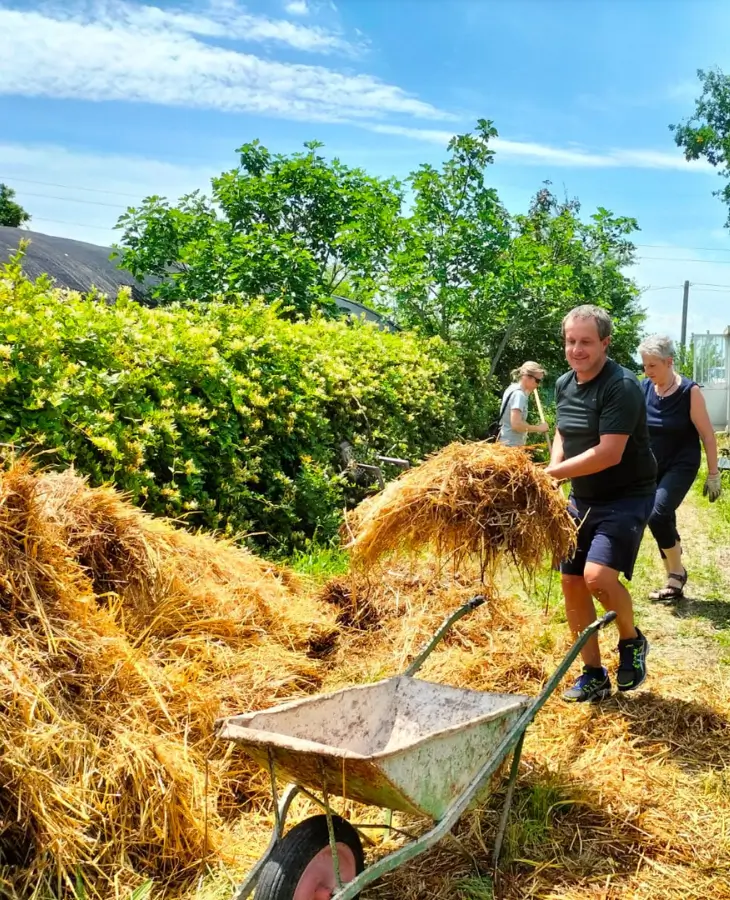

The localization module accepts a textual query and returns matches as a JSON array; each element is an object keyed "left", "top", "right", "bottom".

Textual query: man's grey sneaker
[
  {"left": 562, "top": 666, "right": 612, "bottom": 703},
  {"left": 616, "top": 628, "right": 649, "bottom": 692}
]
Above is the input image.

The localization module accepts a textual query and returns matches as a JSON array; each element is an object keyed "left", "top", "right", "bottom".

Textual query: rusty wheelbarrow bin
[{"left": 215, "top": 597, "right": 616, "bottom": 900}]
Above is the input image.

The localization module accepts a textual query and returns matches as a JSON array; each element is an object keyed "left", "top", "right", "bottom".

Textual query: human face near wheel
[
  {"left": 564, "top": 317, "right": 610, "bottom": 383},
  {"left": 293, "top": 844, "right": 358, "bottom": 900}
]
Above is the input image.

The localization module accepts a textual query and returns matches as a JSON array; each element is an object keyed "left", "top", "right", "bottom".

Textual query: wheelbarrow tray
[{"left": 217, "top": 675, "right": 530, "bottom": 819}]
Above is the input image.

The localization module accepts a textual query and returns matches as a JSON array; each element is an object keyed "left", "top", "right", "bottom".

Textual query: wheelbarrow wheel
[{"left": 254, "top": 814, "right": 364, "bottom": 900}]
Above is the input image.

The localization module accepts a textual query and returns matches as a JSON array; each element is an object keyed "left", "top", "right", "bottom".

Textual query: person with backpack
[{"left": 497, "top": 361, "right": 550, "bottom": 446}]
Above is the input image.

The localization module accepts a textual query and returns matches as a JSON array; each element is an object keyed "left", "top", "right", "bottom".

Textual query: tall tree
[
  {"left": 387, "top": 119, "right": 511, "bottom": 344},
  {"left": 670, "top": 67, "right": 730, "bottom": 226},
  {"left": 113, "top": 141, "right": 404, "bottom": 314},
  {"left": 0, "top": 183, "right": 31, "bottom": 228},
  {"left": 495, "top": 187, "right": 643, "bottom": 381},
  {"left": 385, "top": 120, "right": 643, "bottom": 385}
]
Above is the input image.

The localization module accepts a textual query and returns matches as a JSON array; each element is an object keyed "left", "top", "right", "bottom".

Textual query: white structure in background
[{"left": 692, "top": 328, "right": 730, "bottom": 431}]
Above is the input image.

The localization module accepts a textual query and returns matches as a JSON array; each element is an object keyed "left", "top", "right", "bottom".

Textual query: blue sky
[{"left": 2, "top": 0, "right": 730, "bottom": 339}]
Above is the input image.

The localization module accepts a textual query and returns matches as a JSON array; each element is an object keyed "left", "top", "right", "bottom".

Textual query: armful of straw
[{"left": 545, "top": 433, "right": 628, "bottom": 481}]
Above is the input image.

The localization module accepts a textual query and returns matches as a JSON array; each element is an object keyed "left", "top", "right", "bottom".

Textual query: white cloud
[
  {"left": 0, "top": 2, "right": 450, "bottom": 123},
  {"left": 364, "top": 124, "right": 715, "bottom": 172},
  {"left": 41, "top": 0, "right": 352, "bottom": 54},
  {"left": 285, "top": 0, "right": 310, "bottom": 15}
]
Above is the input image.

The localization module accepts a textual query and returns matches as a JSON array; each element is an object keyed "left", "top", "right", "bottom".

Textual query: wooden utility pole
[{"left": 680, "top": 280, "right": 690, "bottom": 349}]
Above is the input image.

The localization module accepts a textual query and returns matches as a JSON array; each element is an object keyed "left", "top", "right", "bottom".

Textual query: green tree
[
  {"left": 496, "top": 187, "right": 644, "bottom": 381},
  {"left": 0, "top": 183, "right": 31, "bottom": 228},
  {"left": 385, "top": 118, "right": 643, "bottom": 386},
  {"left": 670, "top": 67, "right": 730, "bottom": 226},
  {"left": 387, "top": 119, "right": 511, "bottom": 344},
  {"left": 113, "top": 141, "right": 404, "bottom": 315}
]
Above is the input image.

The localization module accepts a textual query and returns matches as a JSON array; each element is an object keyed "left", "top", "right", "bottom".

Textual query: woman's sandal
[{"left": 649, "top": 569, "right": 688, "bottom": 601}]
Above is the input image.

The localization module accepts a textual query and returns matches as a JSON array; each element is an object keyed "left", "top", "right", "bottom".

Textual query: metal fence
[{"left": 693, "top": 331, "right": 730, "bottom": 431}]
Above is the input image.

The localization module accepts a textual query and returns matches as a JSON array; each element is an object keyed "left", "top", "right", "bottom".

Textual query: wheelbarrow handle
[
  {"left": 405, "top": 595, "right": 486, "bottom": 677},
  {"left": 596, "top": 610, "right": 617, "bottom": 630}
]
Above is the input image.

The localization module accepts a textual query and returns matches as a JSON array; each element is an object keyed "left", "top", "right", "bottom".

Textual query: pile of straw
[
  {"left": 4, "top": 451, "right": 730, "bottom": 900},
  {"left": 0, "top": 460, "right": 337, "bottom": 898},
  {"left": 345, "top": 441, "right": 576, "bottom": 579}
]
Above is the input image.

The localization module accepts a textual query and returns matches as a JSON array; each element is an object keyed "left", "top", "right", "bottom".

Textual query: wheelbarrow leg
[
  {"left": 233, "top": 780, "right": 302, "bottom": 900},
  {"left": 320, "top": 762, "right": 344, "bottom": 892},
  {"left": 492, "top": 730, "right": 525, "bottom": 871}
]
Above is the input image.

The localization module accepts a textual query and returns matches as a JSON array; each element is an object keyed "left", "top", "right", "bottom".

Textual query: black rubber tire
[{"left": 254, "top": 814, "right": 365, "bottom": 900}]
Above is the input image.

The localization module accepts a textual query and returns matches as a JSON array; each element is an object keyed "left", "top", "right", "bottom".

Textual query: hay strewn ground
[
  {"left": 314, "top": 560, "right": 730, "bottom": 900},
  {"left": 2, "top": 455, "right": 730, "bottom": 900}
]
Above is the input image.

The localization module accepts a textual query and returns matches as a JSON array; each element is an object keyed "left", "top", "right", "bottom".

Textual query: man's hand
[
  {"left": 703, "top": 472, "right": 722, "bottom": 503},
  {"left": 535, "top": 422, "right": 549, "bottom": 434},
  {"left": 544, "top": 464, "right": 566, "bottom": 484}
]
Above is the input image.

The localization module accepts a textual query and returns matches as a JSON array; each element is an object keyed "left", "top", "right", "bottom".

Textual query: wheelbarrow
[{"left": 215, "top": 597, "right": 616, "bottom": 900}]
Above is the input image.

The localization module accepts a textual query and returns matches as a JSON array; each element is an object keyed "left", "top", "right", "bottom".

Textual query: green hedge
[{"left": 0, "top": 253, "right": 494, "bottom": 548}]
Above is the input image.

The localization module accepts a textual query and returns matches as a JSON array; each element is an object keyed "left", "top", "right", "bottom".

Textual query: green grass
[
  {"left": 286, "top": 540, "right": 350, "bottom": 582},
  {"left": 457, "top": 875, "right": 495, "bottom": 899},
  {"left": 504, "top": 780, "right": 571, "bottom": 860}
]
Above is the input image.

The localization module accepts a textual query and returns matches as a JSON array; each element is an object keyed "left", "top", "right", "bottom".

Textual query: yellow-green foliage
[{"left": 0, "top": 254, "right": 489, "bottom": 548}]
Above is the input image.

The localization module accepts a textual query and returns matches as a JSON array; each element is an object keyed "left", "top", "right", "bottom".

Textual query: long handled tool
[{"left": 533, "top": 388, "right": 551, "bottom": 454}]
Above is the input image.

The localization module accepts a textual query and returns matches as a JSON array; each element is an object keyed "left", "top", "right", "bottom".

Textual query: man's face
[{"left": 564, "top": 316, "right": 610, "bottom": 377}]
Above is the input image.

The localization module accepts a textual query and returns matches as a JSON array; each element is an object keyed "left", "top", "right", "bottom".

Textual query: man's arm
[
  {"left": 546, "top": 433, "right": 628, "bottom": 480},
  {"left": 550, "top": 428, "right": 565, "bottom": 466}
]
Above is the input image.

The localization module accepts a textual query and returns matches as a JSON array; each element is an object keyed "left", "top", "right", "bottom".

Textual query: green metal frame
[{"left": 233, "top": 597, "right": 617, "bottom": 900}]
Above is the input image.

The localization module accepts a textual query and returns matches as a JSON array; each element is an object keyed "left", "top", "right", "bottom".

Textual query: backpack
[{"left": 484, "top": 387, "right": 517, "bottom": 442}]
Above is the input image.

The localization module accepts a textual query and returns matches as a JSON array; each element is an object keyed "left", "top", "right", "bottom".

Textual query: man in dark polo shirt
[{"left": 546, "top": 304, "right": 657, "bottom": 702}]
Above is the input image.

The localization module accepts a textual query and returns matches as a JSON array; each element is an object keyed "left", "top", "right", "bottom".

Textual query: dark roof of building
[
  {"left": 0, "top": 227, "right": 399, "bottom": 330},
  {"left": 0, "top": 226, "right": 154, "bottom": 302},
  {"left": 331, "top": 295, "right": 399, "bottom": 332}
]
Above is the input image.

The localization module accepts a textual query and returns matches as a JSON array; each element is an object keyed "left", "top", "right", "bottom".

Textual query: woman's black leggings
[{"left": 648, "top": 465, "right": 699, "bottom": 555}]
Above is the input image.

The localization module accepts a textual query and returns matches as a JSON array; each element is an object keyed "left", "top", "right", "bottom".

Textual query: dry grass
[
  {"left": 345, "top": 441, "right": 576, "bottom": 583},
  {"left": 310, "top": 565, "right": 730, "bottom": 900},
  {"left": 0, "top": 460, "right": 337, "bottom": 899},
  {"left": 2, "top": 454, "right": 730, "bottom": 900}
]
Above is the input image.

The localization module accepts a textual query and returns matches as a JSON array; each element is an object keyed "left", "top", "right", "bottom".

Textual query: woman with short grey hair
[{"left": 640, "top": 333, "right": 721, "bottom": 600}]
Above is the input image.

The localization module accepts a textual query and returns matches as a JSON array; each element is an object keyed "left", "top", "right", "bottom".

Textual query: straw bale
[{"left": 345, "top": 441, "right": 577, "bottom": 581}]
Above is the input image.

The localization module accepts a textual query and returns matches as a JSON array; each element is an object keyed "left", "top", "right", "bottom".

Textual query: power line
[
  {"left": 0, "top": 175, "right": 143, "bottom": 199},
  {"left": 640, "top": 285, "right": 683, "bottom": 292},
  {"left": 11, "top": 190, "right": 127, "bottom": 209},
  {"left": 685, "top": 287, "right": 730, "bottom": 293},
  {"left": 28, "top": 217, "right": 116, "bottom": 232},
  {"left": 636, "top": 243, "right": 730, "bottom": 253},
  {"left": 636, "top": 255, "right": 730, "bottom": 264}
]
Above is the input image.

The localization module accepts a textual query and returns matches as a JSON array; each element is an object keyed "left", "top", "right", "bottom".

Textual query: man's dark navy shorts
[{"left": 560, "top": 494, "right": 654, "bottom": 581}]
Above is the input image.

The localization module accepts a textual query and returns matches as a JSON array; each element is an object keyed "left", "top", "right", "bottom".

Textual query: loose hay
[
  {"left": 0, "top": 459, "right": 337, "bottom": 898},
  {"left": 3, "top": 454, "right": 730, "bottom": 900},
  {"left": 345, "top": 441, "right": 576, "bottom": 581},
  {"left": 314, "top": 566, "right": 730, "bottom": 900}
]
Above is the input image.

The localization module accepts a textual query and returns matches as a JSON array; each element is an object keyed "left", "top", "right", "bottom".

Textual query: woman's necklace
[{"left": 655, "top": 371, "right": 680, "bottom": 399}]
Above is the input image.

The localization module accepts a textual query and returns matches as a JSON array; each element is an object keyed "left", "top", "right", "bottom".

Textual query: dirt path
[{"left": 632, "top": 488, "right": 730, "bottom": 671}]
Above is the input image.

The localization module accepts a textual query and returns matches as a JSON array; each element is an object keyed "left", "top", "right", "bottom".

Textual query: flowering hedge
[{"left": 0, "top": 254, "right": 493, "bottom": 548}]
